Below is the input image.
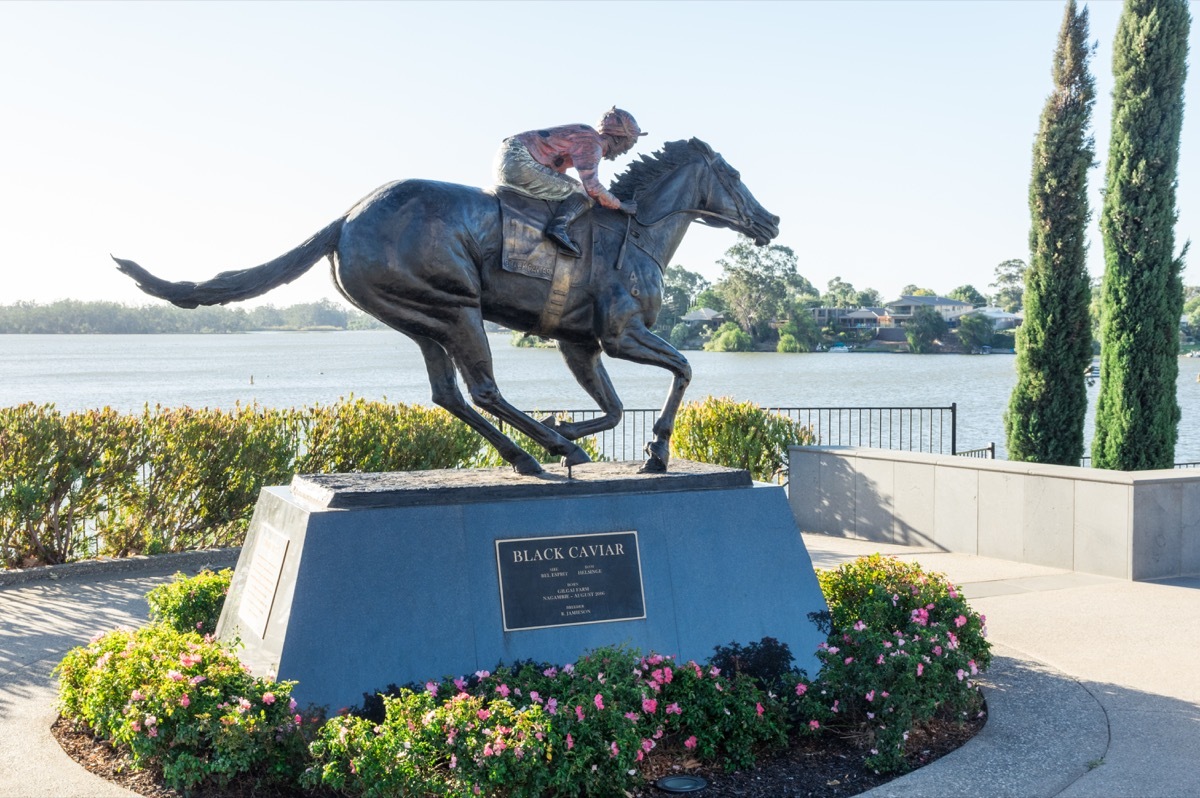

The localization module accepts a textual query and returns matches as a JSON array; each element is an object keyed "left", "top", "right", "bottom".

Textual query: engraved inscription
[
  {"left": 237, "top": 526, "right": 289, "bottom": 640},
  {"left": 496, "top": 532, "right": 645, "bottom": 631}
]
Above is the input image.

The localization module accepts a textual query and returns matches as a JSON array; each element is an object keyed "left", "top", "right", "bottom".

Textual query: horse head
[
  {"left": 685, "top": 138, "right": 780, "bottom": 246},
  {"left": 612, "top": 139, "right": 780, "bottom": 247}
]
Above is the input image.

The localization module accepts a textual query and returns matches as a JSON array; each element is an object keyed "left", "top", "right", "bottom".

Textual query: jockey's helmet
[{"left": 598, "top": 107, "right": 647, "bottom": 140}]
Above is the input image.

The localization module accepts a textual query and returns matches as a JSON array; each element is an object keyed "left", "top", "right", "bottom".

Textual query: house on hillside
[
  {"left": 810, "top": 307, "right": 895, "bottom": 329},
  {"left": 961, "top": 306, "right": 1023, "bottom": 330},
  {"left": 680, "top": 307, "right": 725, "bottom": 332},
  {"left": 885, "top": 295, "right": 975, "bottom": 325}
]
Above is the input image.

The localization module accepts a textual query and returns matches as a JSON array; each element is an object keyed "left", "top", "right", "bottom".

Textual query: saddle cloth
[{"left": 494, "top": 188, "right": 598, "bottom": 334}]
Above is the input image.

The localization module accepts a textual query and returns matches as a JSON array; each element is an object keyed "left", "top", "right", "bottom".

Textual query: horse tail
[{"left": 111, "top": 218, "right": 344, "bottom": 308}]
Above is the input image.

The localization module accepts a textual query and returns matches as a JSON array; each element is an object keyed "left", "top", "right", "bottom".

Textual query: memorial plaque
[
  {"left": 237, "top": 525, "right": 289, "bottom": 639},
  {"left": 496, "top": 531, "right": 645, "bottom": 631}
]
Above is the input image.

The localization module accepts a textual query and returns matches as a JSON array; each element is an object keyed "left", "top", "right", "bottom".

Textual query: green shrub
[
  {"left": 702, "top": 322, "right": 753, "bottom": 352},
  {"left": 145, "top": 568, "right": 233, "bottom": 636},
  {"left": 0, "top": 404, "right": 138, "bottom": 566},
  {"left": 105, "top": 404, "right": 298, "bottom": 557},
  {"left": 672, "top": 397, "right": 817, "bottom": 482},
  {"left": 297, "top": 397, "right": 480, "bottom": 474},
  {"left": 668, "top": 322, "right": 692, "bottom": 349},
  {"left": 810, "top": 554, "right": 991, "bottom": 772},
  {"left": 777, "top": 332, "right": 803, "bottom": 353},
  {"left": 55, "top": 624, "right": 313, "bottom": 792}
]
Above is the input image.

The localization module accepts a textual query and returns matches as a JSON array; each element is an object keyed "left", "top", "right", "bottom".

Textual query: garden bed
[{"left": 54, "top": 707, "right": 984, "bottom": 798}]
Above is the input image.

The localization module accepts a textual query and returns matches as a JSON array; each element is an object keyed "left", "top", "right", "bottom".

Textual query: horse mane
[{"left": 611, "top": 138, "right": 711, "bottom": 201}]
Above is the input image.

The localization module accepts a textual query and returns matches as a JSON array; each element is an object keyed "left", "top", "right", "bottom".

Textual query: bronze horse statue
[{"left": 114, "top": 138, "right": 779, "bottom": 475}]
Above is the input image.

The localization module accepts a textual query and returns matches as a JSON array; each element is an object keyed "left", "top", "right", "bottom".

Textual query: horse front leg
[
  {"left": 599, "top": 324, "right": 691, "bottom": 473},
  {"left": 542, "top": 341, "right": 624, "bottom": 440}
]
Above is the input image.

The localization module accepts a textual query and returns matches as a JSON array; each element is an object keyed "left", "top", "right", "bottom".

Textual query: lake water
[{"left": 3, "top": 331, "right": 1199, "bottom": 462}]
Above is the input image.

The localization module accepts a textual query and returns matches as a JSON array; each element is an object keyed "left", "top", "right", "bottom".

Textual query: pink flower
[
  {"left": 794, "top": 683, "right": 807, "bottom": 697},
  {"left": 425, "top": 681, "right": 439, "bottom": 697},
  {"left": 130, "top": 721, "right": 141, "bottom": 732},
  {"left": 131, "top": 690, "right": 145, "bottom": 702},
  {"left": 575, "top": 705, "right": 585, "bottom": 721},
  {"left": 933, "top": 645, "right": 944, "bottom": 657},
  {"left": 844, "top": 657, "right": 855, "bottom": 665},
  {"left": 543, "top": 666, "right": 558, "bottom": 678},
  {"left": 593, "top": 693, "right": 604, "bottom": 711},
  {"left": 625, "top": 711, "right": 639, "bottom": 721},
  {"left": 955, "top": 615, "right": 968, "bottom": 628},
  {"left": 666, "top": 701, "right": 682, "bottom": 714},
  {"left": 642, "top": 698, "right": 657, "bottom": 714},
  {"left": 483, "top": 743, "right": 494, "bottom": 757},
  {"left": 917, "top": 663, "right": 924, "bottom": 677},
  {"left": 262, "top": 692, "right": 276, "bottom": 705},
  {"left": 853, "top": 620, "right": 867, "bottom": 631},
  {"left": 167, "top": 670, "right": 184, "bottom": 682},
  {"left": 662, "top": 667, "right": 673, "bottom": 684},
  {"left": 876, "top": 654, "right": 885, "bottom": 665},
  {"left": 453, "top": 677, "right": 467, "bottom": 691},
  {"left": 566, "top": 733, "right": 574, "bottom": 750},
  {"left": 148, "top": 727, "right": 158, "bottom": 738},
  {"left": 477, "top": 708, "right": 491, "bottom": 721},
  {"left": 179, "top": 653, "right": 201, "bottom": 668},
  {"left": 809, "top": 720, "right": 820, "bottom": 730},
  {"left": 642, "top": 738, "right": 654, "bottom": 752},
  {"left": 294, "top": 714, "right": 302, "bottom": 725},
  {"left": 956, "top": 669, "right": 966, "bottom": 681},
  {"left": 832, "top": 700, "right": 840, "bottom": 713},
  {"left": 237, "top": 698, "right": 251, "bottom": 713},
  {"left": 450, "top": 754, "right": 457, "bottom": 769},
  {"left": 684, "top": 735, "right": 697, "bottom": 750},
  {"left": 189, "top": 675, "right": 206, "bottom": 686},
  {"left": 610, "top": 741, "right": 619, "bottom": 758},
  {"left": 969, "top": 659, "right": 979, "bottom": 675},
  {"left": 865, "top": 690, "right": 875, "bottom": 702},
  {"left": 496, "top": 684, "right": 511, "bottom": 698},
  {"left": 546, "top": 697, "right": 558, "bottom": 715},
  {"left": 756, "top": 702, "right": 764, "bottom": 717},
  {"left": 144, "top": 714, "right": 157, "bottom": 727},
  {"left": 474, "top": 670, "right": 490, "bottom": 679},
  {"left": 179, "top": 694, "right": 190, "bottom": 708}
]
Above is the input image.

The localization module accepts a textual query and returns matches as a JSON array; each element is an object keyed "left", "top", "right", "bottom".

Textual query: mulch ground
[{"left": 53, "top": 707, "right": 984, "bottom": 798}]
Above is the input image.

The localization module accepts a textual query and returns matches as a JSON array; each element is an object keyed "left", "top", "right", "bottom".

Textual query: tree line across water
[{"left": 0, "top": 299, "right": 385, "bottom": 334}]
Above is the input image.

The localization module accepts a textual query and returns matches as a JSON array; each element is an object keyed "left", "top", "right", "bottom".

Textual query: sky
[{"left": 1, "top": 0, "right": 1197, "bottom": 310}]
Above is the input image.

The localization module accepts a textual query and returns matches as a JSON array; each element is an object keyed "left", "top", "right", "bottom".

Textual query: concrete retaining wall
[{"left": 788, "top": 446, "right": 1200, "bottom": 580}]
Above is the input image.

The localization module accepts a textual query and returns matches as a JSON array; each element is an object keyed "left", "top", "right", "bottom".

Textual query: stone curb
[{"left": 0, "top": 548, "right": 241, "bottom": 587}]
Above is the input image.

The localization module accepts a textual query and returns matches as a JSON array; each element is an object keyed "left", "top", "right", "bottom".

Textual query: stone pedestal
[{"left": 217, "top": 461, "right": 828, "bottom": 711}]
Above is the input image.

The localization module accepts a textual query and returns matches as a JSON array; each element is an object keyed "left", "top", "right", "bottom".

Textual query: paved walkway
[{"left": 1, "top": 537, "right": 1197, "bottom": 797}]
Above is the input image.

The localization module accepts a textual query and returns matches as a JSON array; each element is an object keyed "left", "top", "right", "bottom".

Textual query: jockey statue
[{"left": 494, "top": 107, "right": 646, "bottom": 257}]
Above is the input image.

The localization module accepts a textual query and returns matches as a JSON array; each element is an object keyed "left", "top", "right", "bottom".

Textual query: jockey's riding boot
[{"left": 545, "top": 194, "right": 592, "bottom": 257}]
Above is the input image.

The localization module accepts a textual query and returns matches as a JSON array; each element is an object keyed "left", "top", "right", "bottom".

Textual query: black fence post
[{"left": 951, "top": 402, "right": 957, "bottom": 455}]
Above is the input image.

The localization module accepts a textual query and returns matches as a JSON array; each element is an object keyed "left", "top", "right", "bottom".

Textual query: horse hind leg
[
  {"left": 442, "top": 315, "right": 591, "bottom": 468},
  {"left": 413, "top": 336, "right": 544, "bottom": 475}
]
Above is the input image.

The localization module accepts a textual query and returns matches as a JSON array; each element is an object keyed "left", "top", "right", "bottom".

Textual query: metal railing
[
  {"left": 521, "top": 403, "right": 978, "bottom": 462},
  {"left": 957, "top": 443, "right": 996, "bottom": 459}
]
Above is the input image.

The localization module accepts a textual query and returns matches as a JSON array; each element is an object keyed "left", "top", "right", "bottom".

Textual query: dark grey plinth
[{"left": 217, "top": 461, "right": 828, "bottom": 712}]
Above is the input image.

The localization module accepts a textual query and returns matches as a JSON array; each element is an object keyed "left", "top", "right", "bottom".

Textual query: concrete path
[{"left": 1, "top": 537, "right": 1197, "bottom": 797}]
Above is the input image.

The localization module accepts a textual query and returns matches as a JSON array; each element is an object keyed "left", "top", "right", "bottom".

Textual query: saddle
[{"left": 494, "top": 188, "right": 600, "bottom": 334}]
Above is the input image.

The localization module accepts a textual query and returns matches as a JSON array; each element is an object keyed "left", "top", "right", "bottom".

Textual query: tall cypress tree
[
  {"left": 1092, "top": 0, "right": 1190, "bottom": 470},
  {"left": 1005, "top": 0, "right": 1096, "bottom": 465}
]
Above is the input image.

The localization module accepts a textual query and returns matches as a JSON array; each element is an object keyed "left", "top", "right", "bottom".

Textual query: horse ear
[{"left": 688, "top": 138, "right": 715, "bottom": 156}]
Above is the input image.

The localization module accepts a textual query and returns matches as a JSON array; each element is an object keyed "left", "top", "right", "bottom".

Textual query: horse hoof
[
  {"left": 561, "top": 448, "right": 591, "bottom": 468},
  {"left": 638, "top": 456, "right": 667, "bottom": 474},
  {"left": 512, "top": 454, "right": 544, "bottom": 476}
]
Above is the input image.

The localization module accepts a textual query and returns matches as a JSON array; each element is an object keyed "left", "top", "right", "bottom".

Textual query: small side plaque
[
  {"left": 496, "top": 532, "right": 645, "bottom": 632},
  {"left": 237, "top": 526, "right": 289, "bottom": 640}
]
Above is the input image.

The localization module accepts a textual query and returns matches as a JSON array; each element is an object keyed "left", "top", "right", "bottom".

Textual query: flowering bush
[
  {"left": 144, "top": 567, "right": 232, "bottom": 636},
  {"left": 307, "top": 646, "right": 787, "bottom": 797},
  {"left": 806, "top": 554, "right": 991, "bottom": 771},
  {"left": 55, "top": 623, "right": 313, "bottom": 791}
]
